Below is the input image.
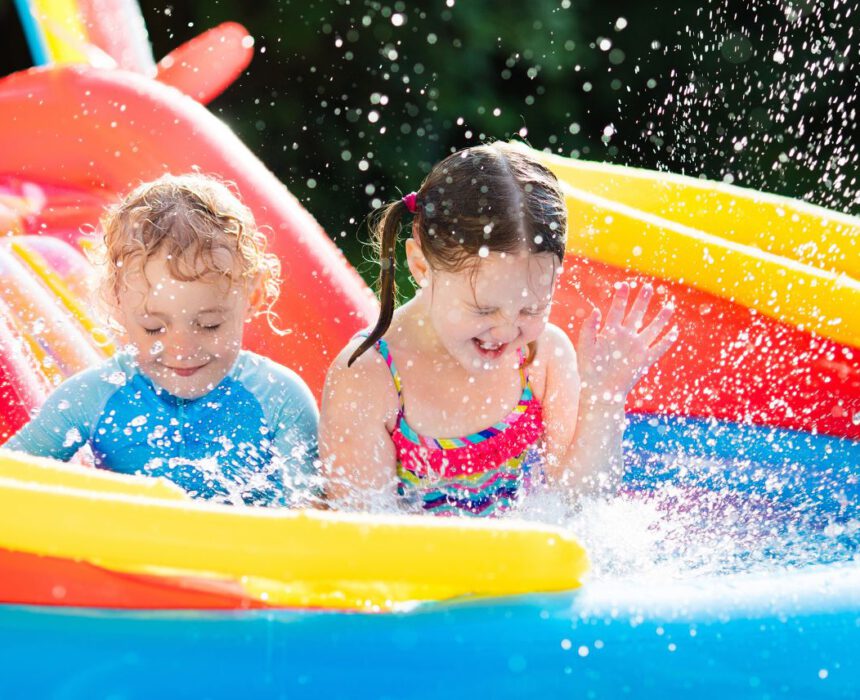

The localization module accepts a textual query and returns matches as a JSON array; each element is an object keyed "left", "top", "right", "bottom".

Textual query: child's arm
[
  {"left": 319, "top": 339, "right": 401, "bottom": 511},
  {"left": 543, "top": 283, "right": 676, "bottom": 495},
  {"left": 2, "top": 369, "right": 103, "bottom": 461},
  {"left": 536, "top": 324, "right": 581, "bottom": 487},
  {"left": 539, "top": 324, "right": 625, "bottom": 494},
  {"left": 572, "top": 282, "right": 676, "bottom": 489},
  {"left": 268, "top": 369, "right": 322, "bottom": 507}
]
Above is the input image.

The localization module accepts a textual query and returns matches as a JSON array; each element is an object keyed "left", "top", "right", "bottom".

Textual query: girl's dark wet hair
[{"left": 349, "top": 142, "right": 567, "bottom": 366}]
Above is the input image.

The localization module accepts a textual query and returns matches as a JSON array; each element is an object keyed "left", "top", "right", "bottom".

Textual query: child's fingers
[
  {"left": 624, "top": 283, "right": 653, "bottom": 330},
  {"left": 645, "top": 325, "right": 679, "bottom": 365},
  {"left": 639, "top": 302, "right": 675, "bottom": 346},
  {"left": 604, "top": 282, "right": 629, "bottom": 328},
  {"left": 578, "top": 307, "right": 600, "bottom": 351}
]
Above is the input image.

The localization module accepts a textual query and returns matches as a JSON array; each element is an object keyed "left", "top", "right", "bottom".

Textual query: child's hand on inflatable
[{"left": 576, "top": 282, "right": 677, "bottom": 402}]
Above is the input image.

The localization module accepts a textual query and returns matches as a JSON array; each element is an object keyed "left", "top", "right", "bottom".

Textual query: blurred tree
[{"left": 0, "top": 2, "right": 34, "bottom": 75}]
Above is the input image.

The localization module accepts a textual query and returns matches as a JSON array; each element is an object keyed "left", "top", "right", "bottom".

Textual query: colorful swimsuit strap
[
  {"left": 371, "top": 336, "right": 406, "bottom": 414},
  {"left": 366, "top": 336, "right": 537, "bottom": 450}
]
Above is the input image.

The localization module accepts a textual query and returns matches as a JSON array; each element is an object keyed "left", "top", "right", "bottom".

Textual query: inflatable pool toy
[
  {"left": 525, "top": 146, "right": 859, "bottom": 440},
  {"left": 1, "top": 416, "right": 858, "bottom": 698},
  {"left": 1, "top": 1, "right": 858, "bottom": 697},
  {"left": 0, "top": 448, "right": 588, "bottom": 611}
]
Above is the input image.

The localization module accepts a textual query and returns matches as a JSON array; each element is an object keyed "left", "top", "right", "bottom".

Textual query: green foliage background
[{"left": 2, "top": 0, "right": 857, "bottom": 287}]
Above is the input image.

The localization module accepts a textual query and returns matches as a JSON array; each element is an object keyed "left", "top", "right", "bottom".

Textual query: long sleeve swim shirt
[{"left": 4, "top": 350, "right": 320, "bottom": 507}]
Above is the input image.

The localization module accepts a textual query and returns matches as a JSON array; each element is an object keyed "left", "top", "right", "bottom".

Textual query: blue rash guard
[{"left": 4, "top": 350, "right": 320, "bottom": 507}]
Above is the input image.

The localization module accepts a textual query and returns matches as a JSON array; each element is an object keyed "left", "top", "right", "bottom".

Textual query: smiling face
[
  {"left": 114, "top": 251, "right": 253, "bottom": 399},
  {"left": 416, "top": 248, "right": 558, "bottom": 371}
]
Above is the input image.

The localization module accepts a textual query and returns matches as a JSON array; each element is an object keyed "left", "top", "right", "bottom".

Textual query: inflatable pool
[
  {"left": 1, "top": 1, "right": 858, "bottom": 697},
  {"left": 2, "top": 417, "right": 858, "bottom": 698}
]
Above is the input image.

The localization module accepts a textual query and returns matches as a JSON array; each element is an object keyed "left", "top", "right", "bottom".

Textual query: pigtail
[{"left": 348, "top": 200, "right": 408, "bottom": 366}]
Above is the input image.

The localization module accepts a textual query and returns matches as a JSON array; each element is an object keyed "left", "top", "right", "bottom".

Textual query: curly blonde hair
[{"left": 94, "top": 173, "right": 282, "bottom": 331}]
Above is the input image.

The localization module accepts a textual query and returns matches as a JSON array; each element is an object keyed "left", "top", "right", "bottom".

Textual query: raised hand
[{"left": 576, "top": 282, "right": 677, "bottom": 402}]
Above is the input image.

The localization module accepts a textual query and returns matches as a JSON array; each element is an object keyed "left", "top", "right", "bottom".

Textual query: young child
[
  {"left": 320, "top": 142, "right": 676, "bottom": 516},
  {"left": 3, "top": 174, "right": 320, "bottom": 508}
]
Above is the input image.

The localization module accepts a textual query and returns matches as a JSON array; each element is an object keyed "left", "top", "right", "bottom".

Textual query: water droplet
[
  {"left": 62, "top": 428, "right": 82, "bottom": 448},
  {"left": 105, "top": 371, "right": 128, "bottom": 386}
]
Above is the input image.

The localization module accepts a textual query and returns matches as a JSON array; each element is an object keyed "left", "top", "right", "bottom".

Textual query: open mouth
[{"left": 472, "top": 338, "right": 507, "bottom": 360}]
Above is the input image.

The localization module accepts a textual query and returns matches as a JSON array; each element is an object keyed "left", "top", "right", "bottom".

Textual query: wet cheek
[
  {"left": 144, "top": 338, "right": 165, "bottom": 358},
  {"left": 523, "top": 317, "right": 547, "bottom": 341},
  {"left": 210, "top": 329, "right": 243, "bottom": 356},
  {"left": 445, "top": 307, "right": 464, "bottom": 323},
  {"left": 434, "top": 309, "right": 474, "bottom": 341},
  {"left": 129, "top": 333, "right": 160, "bottom": 357},
  {"left": 202, "top": 336, "right": 226, "bottom": 358}
]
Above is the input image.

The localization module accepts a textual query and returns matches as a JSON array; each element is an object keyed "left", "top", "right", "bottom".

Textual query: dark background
[{"left": 2, "top": 0, "right": 857, "bottom": 284}]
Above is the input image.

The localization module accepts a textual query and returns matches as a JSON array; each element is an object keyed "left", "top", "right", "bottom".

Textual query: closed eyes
[
  {"left": 470, "top": 305, "right": 547, "bottom": 317},
  {"left": 142, "top": 323, "right": 222, "bottom": 335}
]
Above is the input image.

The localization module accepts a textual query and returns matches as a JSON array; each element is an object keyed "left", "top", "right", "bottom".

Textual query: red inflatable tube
[
  {"left": 0, "top": 306, "right": 47, "bottom": 440},
  {"left": 156, "top": 22, "right": 254, "bottom": 104},
  {"left": 0, "top": 549, "right": 268, "bottom": 610},
  {"left": 554, "top": 257, "right": 860, "bottom": 439},
  {"left": 0, "top": 65, "right": 377, "bottom": 402}
]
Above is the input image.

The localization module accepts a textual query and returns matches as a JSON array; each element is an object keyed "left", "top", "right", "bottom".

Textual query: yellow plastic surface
[
  {"left": 0, "top": 448, "right": 187, "bottom": 500},
  {"left": 527, "top": 146, "right": 859, "bottom": 278},
  {"left": 10, "top": 239, "right": 115, "bottom": 355},
  {"left": 519, "top": 144, "right": 860, "bottom": 347},
  {"left": 29, "top": 0, "right": 90, "bottom": 64},
  {"left": 0, "top": 451, "right": 588, "bottom": 610}
]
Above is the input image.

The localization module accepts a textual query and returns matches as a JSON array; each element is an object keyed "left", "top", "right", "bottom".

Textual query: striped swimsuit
[{"left": 372, "top": 338, "right": 545, "bottom": 517}]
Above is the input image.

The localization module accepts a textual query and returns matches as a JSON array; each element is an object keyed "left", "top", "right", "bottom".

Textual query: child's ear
[
  {"left": 107, "top": 292, "right": 128, "bottom": 336},
  {"left": 405, "top": 232, "right": 430, "bottom": 287},
  {"left": 246, "top": 275, "right": 264, "bottom": 321}
]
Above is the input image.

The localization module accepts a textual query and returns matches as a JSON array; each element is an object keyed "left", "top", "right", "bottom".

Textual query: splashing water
[
  {"left": 519, "top": 415, "right": 860, "bottom": 585},
  {"left": 630, "top": 0, "right": 858, "bottom": 213},
  {"left": 323, "top": 406, "right": 859, "bottom": 584}
]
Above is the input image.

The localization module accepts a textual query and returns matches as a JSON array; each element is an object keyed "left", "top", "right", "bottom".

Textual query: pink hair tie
[{"left": 402, "top": 191, "right": 418, "bottom": 213}]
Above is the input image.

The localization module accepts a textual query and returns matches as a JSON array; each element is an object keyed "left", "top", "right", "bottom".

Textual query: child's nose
[
  {"left": 488, "top": 322, "right": 520, "bottom": 344},
  {"left": 165, "top": 329, "right": 200, "bottom": 358}
]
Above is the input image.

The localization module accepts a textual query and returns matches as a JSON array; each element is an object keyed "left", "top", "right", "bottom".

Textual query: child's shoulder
[
  {"left": 37, "top": 353, "right": 136, "bottom": 420},
  {"left": 528, "top": 323, "right": 579, "bottom": 403},
  {"left": 234, "top": 350, "right": 313, "bottom": 392},
  {"left": 232, "top": 350, "right": 317, "bottom": 413},
  {"left": 323, "top": 336, "right": 401, "bottom": 419},
  {"left": 61, "top": 353, "right": 136, "bottom": 393},
  {"left": 535, "top": 323, "right": 576, "bottom": 364},
  {"left": 326, "top": 336, "right": 391, "bottom": 385}
]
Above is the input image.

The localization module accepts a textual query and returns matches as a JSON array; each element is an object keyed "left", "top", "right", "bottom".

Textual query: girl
[
  {"left": 4, "top": 174, "right": 320, "bottom": 507},
  {"left": 320, "top": 142, "right": 676, "bottom": 515}
]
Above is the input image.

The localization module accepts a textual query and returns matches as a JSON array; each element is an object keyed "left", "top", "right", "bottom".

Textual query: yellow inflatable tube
[
  {"left": 26, "top": 0, "right": 90, "bottom": 64},
  {"left": 0, "top": 450, "right": 588, "bottom": 610},
  {"left": 517, "top": 146, "right": 860, "bottom": 347},
  {"left": 560, "top": 182, "right": 859, "bottom": 346},
  {"left": 0, "top": 449, "right": 187, "bottom": 500},
  {"left": 523, "top": 144, "right": 859, "bottom": 280}
]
